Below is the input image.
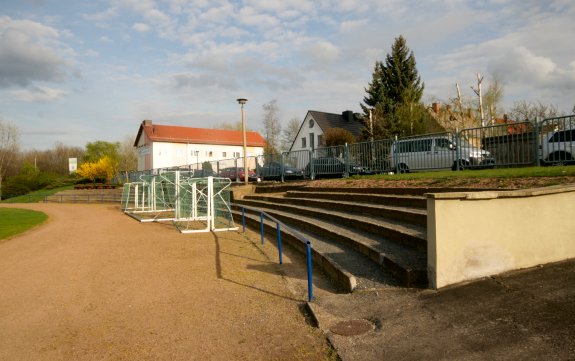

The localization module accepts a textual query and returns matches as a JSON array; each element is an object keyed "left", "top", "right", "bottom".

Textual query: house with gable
[
  {"left": 288, "top": 110, "right": 364, "bottom": 152},
  {"left": 134, "top": 120, "right": 266, "bottom": 171}
]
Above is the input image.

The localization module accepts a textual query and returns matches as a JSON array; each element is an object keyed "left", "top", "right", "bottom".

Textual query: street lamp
[{"left": 237, "top": 98, "right": 248, "bottom": 185}]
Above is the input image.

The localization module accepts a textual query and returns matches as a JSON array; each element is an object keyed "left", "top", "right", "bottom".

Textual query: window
[
  {"left": 309, "top": 119, "right": 315, "bottom": 128},
  {"left": 222, "top": 152, "right": 227, "bottom": 157},
  {"left": 417, "top": 139, "right": 432, "bottom": 152},
  {"left": 550, "top": 129, "right": 574, "bottom": 143},
  {"left": 309, "top": 132, "right": 315, "bottom": 150},
  {"left": 233, "top": 151, "right": 240, "bottom": 158},
  {"left": 435, "top": 138, "right": 451, "bottom": 150},
  {"left": 302, "top": 137, "right": 307, "bottom": 148},
  {"left": 208, "top": 151, "right": 213, "bottom": 157},
  {"left": 318, "top": 134, "right": 324, "bottom": 146}
]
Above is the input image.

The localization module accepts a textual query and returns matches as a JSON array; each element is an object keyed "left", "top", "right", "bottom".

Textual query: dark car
[
  {"left": 218, "top": 167, "right": 257, "bottom": 182},
  {"left": 259, "top": 162, "right": 304, "bottom": 180},
  {"left": 304, "top": 157, "right": 372, "bottom": 178}
]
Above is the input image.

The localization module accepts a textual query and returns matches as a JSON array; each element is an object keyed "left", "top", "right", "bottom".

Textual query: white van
[
  {"left": 540, "top": 127, "right": 575, "bottom": 165},
  {"left": 390, "top": 134, "right": 494, "bottom": 173}
]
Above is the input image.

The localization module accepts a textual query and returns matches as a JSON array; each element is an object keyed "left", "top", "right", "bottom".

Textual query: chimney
[
  {"left": 143, "top": 119, "right": 152, "bottom": 126},
  {"left": 342, "top": 110, "right": 354, "bottom": 122}
]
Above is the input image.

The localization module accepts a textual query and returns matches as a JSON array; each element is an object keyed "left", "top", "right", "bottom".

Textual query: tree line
[
  {"left": 1, "top": 34, "right": 572, "bottom": 198},
  {"left": 0, "top": 125, "right": 137, "bottom": 200}
]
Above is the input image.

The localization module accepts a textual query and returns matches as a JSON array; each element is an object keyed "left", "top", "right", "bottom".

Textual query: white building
[
  {"left": 134, "top": 120, "right": 266, "bottom": 171},
  {"left": 289, "top": 110, "right": 364, "bottom": 152}
]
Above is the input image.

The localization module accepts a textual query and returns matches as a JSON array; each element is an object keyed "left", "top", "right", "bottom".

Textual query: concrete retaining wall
[{"left": 427, "top": 184, "right": 575, "bottom": 289}]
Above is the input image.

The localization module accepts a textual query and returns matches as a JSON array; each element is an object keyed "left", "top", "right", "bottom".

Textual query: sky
[{"left": 1, "top": 0, "right": 574, "bottom": 150}]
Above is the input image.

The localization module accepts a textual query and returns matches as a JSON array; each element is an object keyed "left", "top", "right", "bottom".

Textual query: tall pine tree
[{"left": 361, "top": 35, "right": 426, "bottom": 138}]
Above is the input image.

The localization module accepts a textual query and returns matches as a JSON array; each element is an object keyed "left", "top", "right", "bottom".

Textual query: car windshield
[{"left": 455, "top": 137, "right": 474, "bottom": 148}]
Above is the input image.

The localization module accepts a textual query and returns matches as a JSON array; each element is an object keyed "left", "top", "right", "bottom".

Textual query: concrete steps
[
  {"left": 232, "top": 186, "right": 438, "bottom": 291},
  {"left": 45, "top": 188, "right": 123, "bottom": 203}
]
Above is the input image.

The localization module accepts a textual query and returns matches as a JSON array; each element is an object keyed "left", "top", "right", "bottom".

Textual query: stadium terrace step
[
  {"left": 232, "top": 210, "right": 409, "bottom": 292},
  {"left": 232, "top": 187, "right": 432, "bottom": 289},
  {"left": 284, "top": 190, "right": 427, "bottom": 210},
  {"left": 238, "top": 197, "right": 426, "bottom": 251},
  {"left": 45, "top": 189, "right": 123, "bottom": 203},
  {"left": 245, "top": 193, "right": 426, "bottom": 226}
]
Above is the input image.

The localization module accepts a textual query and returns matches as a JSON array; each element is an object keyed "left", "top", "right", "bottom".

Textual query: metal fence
[
  {"left": 128, "top": 115, "right": 575, "bottom": 181},
  {"left": 539, "top": 115, "right": 575, "bottom": 165}
]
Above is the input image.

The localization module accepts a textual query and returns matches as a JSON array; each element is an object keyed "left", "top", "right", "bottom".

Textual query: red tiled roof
[{"left": 134, "top": 120, "right": 267, "bottom": 147}]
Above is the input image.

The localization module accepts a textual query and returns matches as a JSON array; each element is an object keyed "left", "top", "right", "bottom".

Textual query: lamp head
[{"left": 237, "top": 98, "right": 247, "bottom": 105}]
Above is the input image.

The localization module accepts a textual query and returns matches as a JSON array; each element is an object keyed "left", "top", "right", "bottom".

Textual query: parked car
[
  {"left": 390, "top": 135, "right": 495, "bottom": 173},
  {"left": 259, "top": 161, "right": 304, "bottom": 180},
  {"left": 304, "top": 157, "right": 372, "bottom": 178},
  {"left": 540, "top": 127, "right": 575, "bottom": 165},
  {"left": 218, "top": 167, "right": 258, "bottom": 181}
]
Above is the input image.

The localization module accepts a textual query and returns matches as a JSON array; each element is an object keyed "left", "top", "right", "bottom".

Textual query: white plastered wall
[{"left": 427, "top": 185, "right": 575, "bottom": 289}]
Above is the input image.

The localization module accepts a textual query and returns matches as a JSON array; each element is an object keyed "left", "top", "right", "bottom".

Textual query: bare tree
[
  {"left": 262, "top": 99, "right": 282, "bottom": 154},
  {"left": 21, "top": 142, "right": 84, "bottom": 175},
  {"left": 0, "top": 120, "right": 20, "bottom": 198},
  {"left": 508, "top": 100, "right": 561, "bottom": 123},
  {"left": 118, "top": 136, "right": 138, "bottom": 182},
  {"left": 281, "top": 117, "right": 300, "bottom": 151},
  {"left": 215, "top": 121, "right": 243, "bottom": 130},
  {"left": 483, "top": 74, "right": 504, "bottom": 124},
  {"left": 471, "top": 73, "right": 485, "bottom": 126}
]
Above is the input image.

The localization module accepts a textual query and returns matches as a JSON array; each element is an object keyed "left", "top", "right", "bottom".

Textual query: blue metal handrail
[{"left": 232, "top": 203, "right": 313, "bottom": 302}]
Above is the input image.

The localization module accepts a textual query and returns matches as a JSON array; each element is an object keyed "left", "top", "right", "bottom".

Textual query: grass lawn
[
  {"left": 0, "top": 208, "right": 48, "bottom": 241},
  {"left": 359, "top": 165, "right": 575, "bottom": 181},
  {"left": 325, "top": 165, "right": 575, "bottom": 189}
]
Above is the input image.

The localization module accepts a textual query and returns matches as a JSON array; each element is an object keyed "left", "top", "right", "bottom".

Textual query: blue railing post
[
  {"left": 242, "top": 207, "right": 246, "bottom": 233},
  {"left": 260, "top": 211, "right": 264, "bottom": 245},
  {"left": 306, "top": 241, "right": 313, "bottom": 302},
  {"left": 276, "top": 223, "right": 283, "bottom": 265}
]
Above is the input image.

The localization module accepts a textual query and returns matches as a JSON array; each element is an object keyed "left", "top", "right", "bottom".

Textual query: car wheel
[
  {"left": 396, "top": 163, "right": 409, "bottom": 173},
  {"left": 548, "top": 152, "right": 573, "bottom": 166},
  {"left": 452, "top": 160, "right": 469, "bottom": 171}
]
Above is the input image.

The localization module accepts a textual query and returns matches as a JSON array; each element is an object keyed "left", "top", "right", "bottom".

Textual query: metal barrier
[
  {"left": 234, "top": 203, "right": 314, "bottom": 302},
  {"left": 282, "top": 149, "right": 311, "bottom": 179},
  {"left": 128, "top": 116, "right": 575, "bottom": 181},
  {"left": 390, "top": 131, "right": 460, "bottom": 172},
  {"left": 310, "top": 145, "right": 347, "bottom": 179},
  {"left": 2, "top": 193, "right": 124, "bottom": 203},
  {"left": 348, "top": 139, "right": 394, "bottom": 174},
  {"left": 538, "top": 115, "right": 575, "bottom": 165},
  {"left": 459, "top": 122, "right": 536, "bottom": 168}
]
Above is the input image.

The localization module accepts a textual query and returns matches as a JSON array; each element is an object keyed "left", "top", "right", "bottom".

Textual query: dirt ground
[
  {"left": 0, "top": 203, "right": 334, "bottom": 361},
  {"left": 303, "top": 175, "right": 575, "bottom": 190}
]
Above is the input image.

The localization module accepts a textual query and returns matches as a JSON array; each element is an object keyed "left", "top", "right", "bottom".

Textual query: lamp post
[{"left": 237, "top": 98, "right": 248, "bottom": 185}]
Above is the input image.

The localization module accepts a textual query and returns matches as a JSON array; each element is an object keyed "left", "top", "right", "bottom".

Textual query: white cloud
[
  {"left": 0, "top": 16, "right": 70, "bottom": 87},
  {"left": 82, "top": 7, "right": 118, "bottom": 22},
  {"left": 340, "top": 19, "right": 368, "bottom": 32},
  {"left": 238, "top": 7, "right": 280, "bottom": 28},
  {"left": 9, "top": 85, "right": 67, "bottom": 102},
  {"left": 132, "top": 22, "right": 150, "bottom": 32},
  {"left": 488, "top": 46, "right": 575, "bottom": 90}
]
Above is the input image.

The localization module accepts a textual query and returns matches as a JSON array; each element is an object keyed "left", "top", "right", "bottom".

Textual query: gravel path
[{"left": 0, "top": 203, "right": 332, "bottom": 361}]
